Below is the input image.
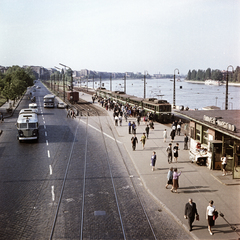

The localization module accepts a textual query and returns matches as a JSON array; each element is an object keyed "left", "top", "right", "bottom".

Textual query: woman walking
[
  {"left": 170, "top": 129, "right": 175, "bottom": 142},
  {"left": 171, "top": 168, "right": 181, "bottom": 193},
  {"left": 173, "top": 143, "right": 179, "bottom": 163},
  {"left": 140, "top": 133, "right": 147, "bottom": 149},
  {"left": 165, "top": 167, "right": 173, "bottom": 189},
  {"left": 206, "top": 200, "right": 216, "bottom": 235},
  {"left": 151, "top": 151, "right": 157, "bottom": 171}
]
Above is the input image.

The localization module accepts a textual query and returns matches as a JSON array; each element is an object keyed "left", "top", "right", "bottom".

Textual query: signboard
[{"left": 203, "top": 115, "right": 236, "bottom": 132}]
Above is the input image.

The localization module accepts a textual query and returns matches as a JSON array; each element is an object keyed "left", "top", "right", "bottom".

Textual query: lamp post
[
  {"left": 54, "top": 66, "right": 61, "bottom": 95},
  {"left": 124, "top": 72, "right": 127, "bottom": 93},
  {"left": 173, "top": 68, "right": 180, "bottom": 109},
  {"left": 59, "top": 63, "right": 73, "bottom": 93},
  {"left": 110, "top": 73, "right": 112, "bottom": 92},
  {"left": 143, "top": 71, "right": 148, "bottom": 99},
  {"left": 225, "top": 65, "right": 234, "bottom": 110}
]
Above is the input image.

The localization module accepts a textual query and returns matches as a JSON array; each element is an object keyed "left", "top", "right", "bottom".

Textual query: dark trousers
[
  {"left": 168, "top": 154, "right": 172, "bottom": 163},
  {"left": 129, "top": 127, "right": 131, "bottom": 134},
  {"left": 188, "top": 216, "right": 195, "bottom": 230}
]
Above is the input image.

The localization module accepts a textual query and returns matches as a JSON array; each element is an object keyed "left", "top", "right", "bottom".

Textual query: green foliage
[
  {"left": 186, "top": 67, "right": 240, "bottom": 82},
  {"left": 0, "top": 65, "right": 34, "bottom": 101}
]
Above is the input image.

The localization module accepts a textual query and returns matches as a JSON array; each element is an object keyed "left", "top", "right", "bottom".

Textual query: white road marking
[
  {"left": 51, "top": 186, "right": 55, "bottom": 201},
  {"left": 44, "top": 125, "right": 46, "bottom": 129},
  {"left": 80, "top": 119, "right": 122, "bottom": 144},
  {"left": 49, "top": 165, "right": 52, "bottom": 175},
  {"left": 43, "top": 121, "right": 45, "bottom": 124},
  {"left": 48, "top": 150, "right": 50, "bottom": 158},
  {"left": 46, "top": 140, "right": 48, "bottom": 145},
  {"left": 45, "top": 132, "right": 47, "bottom": 137}
]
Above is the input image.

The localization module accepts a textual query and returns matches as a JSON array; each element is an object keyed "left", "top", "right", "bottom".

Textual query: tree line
[
  {"left": 186, "top": 66, "right": 240, "bottom": 82},
  {"left": 0, "top": 66, "right": 35, "bottom": 103}
]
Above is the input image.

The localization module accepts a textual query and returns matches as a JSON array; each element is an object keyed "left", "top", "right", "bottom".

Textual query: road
[{"left": 0, "top": 82, "right": 191, "bottom": 239}]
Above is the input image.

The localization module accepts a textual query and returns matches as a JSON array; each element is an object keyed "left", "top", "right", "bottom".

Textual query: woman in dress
[
  {"left": 165, "top": 167, "right": 173, "bottom": 189},
  {"left": 206, "top": 200, "right": 216, "bottom": 235},
  {"left": 140, "top": 133, "right": 147, "bottom": 149},
  {"left": 171, "top": 168, "right": 181, "bottom": 193},
  {"left": 173, "top": 143, "right": 179, "bottom": 163}
]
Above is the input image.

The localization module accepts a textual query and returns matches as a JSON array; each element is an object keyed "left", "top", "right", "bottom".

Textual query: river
[{"left": 80, "top": 78, "right": 240, "bottom": 110}]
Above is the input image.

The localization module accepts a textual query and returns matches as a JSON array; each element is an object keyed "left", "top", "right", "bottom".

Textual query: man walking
[
  {"left": 166, "top": 143, "right": 172, "bottom": 164},
  {"left": 131, "top": 134, "right": 138, "bottom": 151},
  {"left": 184, "top": 133, "right": 189, "bottom": 150},
  {"left": 145, "top": 125, "right": 150, "bottom": 138},
  {"left": 184, "top": 198, "right": 199, "bottom": 231}
]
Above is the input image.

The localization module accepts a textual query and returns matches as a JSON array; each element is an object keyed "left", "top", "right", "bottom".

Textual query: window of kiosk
[
  {"left": 196, "top": 124, "right": 202, "bottom": 142},
  {"left": 203, "top": 126, "right": 208, "bottom": 145}
]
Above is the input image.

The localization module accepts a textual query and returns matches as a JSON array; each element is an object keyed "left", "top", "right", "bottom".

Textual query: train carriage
[{"left": 96, "top": 89, "right": 172, "bottom": 123}]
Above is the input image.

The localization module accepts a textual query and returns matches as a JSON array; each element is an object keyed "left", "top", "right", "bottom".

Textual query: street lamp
[
  {"left": 59, "top": 63, "right": 73, "bottom": 92},
  {"left": 54, "top": 66, "right": 61, "bottom": 95},
  {"left": 225, "top": 65, "right": 234, "bottom": 110},
  {"left": 110, "top": 73, "right": 112, "bottom": 92},
  {"left": 123, "top": 72, "right": 127, "bottom": 93},
  {"left": 173, "top": 68, "right": 180, "bottom": 109},
  {"left": 143, "top": 71, "right": 148, "bottom": 99}
]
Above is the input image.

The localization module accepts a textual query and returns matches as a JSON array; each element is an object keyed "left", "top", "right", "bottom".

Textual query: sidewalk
[{"left": 78, "top": 91, "right": 240, "bottom": 240}]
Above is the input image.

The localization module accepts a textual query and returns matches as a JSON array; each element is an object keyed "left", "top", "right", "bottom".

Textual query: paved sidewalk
[{"left": 78, "top": 91, "right": 240, "bottom": 240}]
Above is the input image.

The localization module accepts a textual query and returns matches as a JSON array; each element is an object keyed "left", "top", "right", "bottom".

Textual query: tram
[
  {"left": 44, "top": 94, "right": 55, "bottom": 108},
  {"left": 16, "top": 109, "right": 39, "bottom": 142},
  {"left": 96, "top": 88, "right": 172, "bottom": 123}
]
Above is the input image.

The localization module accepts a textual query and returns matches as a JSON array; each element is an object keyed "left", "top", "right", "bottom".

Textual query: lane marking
[
  {"left": 45, "top": 132, "right": 47, "bottom": 137},
  {"left": 80, "top": 119, "right": 122, "bottom": 144},
  {"left": 51, "top": 186, "right": 55, "bottom": 201},
  {"left": 46, "top": 140, "right": 48, "bottom": 145},
  {"left": 44, "top": 125, "right": 46, "bottom": 129},
  {"left": 48, "top": 150, "right": 50, "bottom": 158},
  {"left": 49, "top": 165, "right": 52, "bottom": 175}
]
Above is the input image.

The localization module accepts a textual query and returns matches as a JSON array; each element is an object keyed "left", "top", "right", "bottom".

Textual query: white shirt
[{"left": 207, "top": 205, "right": 215, "bottom": 216}]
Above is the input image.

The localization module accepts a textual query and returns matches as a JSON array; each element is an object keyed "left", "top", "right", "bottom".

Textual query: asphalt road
[{"left": 0, "top": 82, "right": 191, "bottom": 240}]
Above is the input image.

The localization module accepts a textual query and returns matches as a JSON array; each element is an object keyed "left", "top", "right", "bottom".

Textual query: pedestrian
[
  {"left": 171, "top": 168, "right": 181, "bottom": 193},
  {"left": 165, "top": 167, "right": 173, "bottom": 189},
  {"left": 67, "top": 109, "right": 71, "bottom": 118},
  {"left": 184, "top": 198, "right": 199, "bottom": 232},
  {"left": 206, "top": 200, "right": 216, "bottom": 235},
  {"left": 128, "top": 121, "right": 132, "bottom": 134},
  {"left": 119, "top": 115, "right": 122, "bottom": 126},
  {"left": 149, "top": 120, "right": 154, "bottom": 129},
  {"left": 145, "top": 125, "right": 150, "bottom": 138},
  {"left": 173, "top": 143, "right": 179, "bottom": 163},
  {"left": 115, "top": 115, "right": 118, "bottom": 126},
  {"left": 151, "top": 151, "right": 157, "bottom": 171},
  {"left": 184, "top": 134, "right": 189, "bottom": 150},
  {"left": 131, "top": 134, "right": 138, "bottom": 151},
  {"left": 177, "top": 123, "right": 181, "bottom": 135},
  {"left": 140, "top": 133, "right": 147, "bottom": 149},
  {"left": 163, "top": 129, "right": 167, "bottom": 142},
  {"left": 132, "top": 122, "right": 137, "bottom": 134},
  {"left": 221, "top": 153, "right": 227, "bottom": 176},
  {"left": 72, "top": 109, "right": 76, "bottom": 118},
  {"left": 166, "top": 143, "right": 172, "bottom": 164},
  {"left": 170, "top": 129, "right": 175, "bottom": 142},
  {"left": 137, "top": 115, "right": 141, "bottom": 126}
]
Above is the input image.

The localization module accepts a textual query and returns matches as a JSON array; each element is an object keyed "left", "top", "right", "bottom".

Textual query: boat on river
[{"left": 205, "top": 79, "right": 223, "bottom": 86}]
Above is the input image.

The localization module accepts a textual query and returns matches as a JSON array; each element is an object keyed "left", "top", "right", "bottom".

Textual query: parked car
[{"left": 57, "top": 102, "right": 66, "bottom": 109}]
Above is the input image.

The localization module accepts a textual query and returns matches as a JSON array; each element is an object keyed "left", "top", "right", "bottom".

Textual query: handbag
[
  {"left": 213, "top": 211, "right": 218, "bottom": 220},
  {"left": 196, "top": 215, "right": 199, "bottom": 221}
]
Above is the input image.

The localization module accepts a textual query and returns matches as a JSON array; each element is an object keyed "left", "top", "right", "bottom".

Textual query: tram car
[{"left": 96, "top": 88, "right": 172, "bottom": 123}]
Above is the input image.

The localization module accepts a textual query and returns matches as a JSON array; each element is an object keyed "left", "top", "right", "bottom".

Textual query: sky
[{"left": 0, "top": 0, "right": 239, "bottom": 75}]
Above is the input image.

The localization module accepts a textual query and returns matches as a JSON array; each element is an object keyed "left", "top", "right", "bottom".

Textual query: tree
[
  {"left": 187, "top": 70, "right": 191, "bottom": 80},
  {"left": 205, "top": 68, "right": 211, "bottom": 79},
  {"left": 191, "top": 70, "right": 197, "bottom": 80}
]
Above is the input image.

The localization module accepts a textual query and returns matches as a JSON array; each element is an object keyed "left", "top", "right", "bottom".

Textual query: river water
[{"left": 94, "top": 78, "right": 240, "bottom": 110}]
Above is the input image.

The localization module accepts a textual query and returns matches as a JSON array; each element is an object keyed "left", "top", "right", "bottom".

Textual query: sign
[{"left": 203, "top": 115, "right": 236, "bottom": 132}]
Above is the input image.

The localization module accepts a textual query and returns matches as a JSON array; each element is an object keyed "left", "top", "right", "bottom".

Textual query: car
[
  {"left": 36, "top": 86, "right": 41, "bottom": 89},
  {"left": 57, "top": 102, "right": 66, "bottom": 109}
]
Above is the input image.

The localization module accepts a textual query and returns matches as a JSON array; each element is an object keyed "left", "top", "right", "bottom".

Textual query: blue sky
[{"left": 0, "top": 0, "right": 239, "bottom": 74}]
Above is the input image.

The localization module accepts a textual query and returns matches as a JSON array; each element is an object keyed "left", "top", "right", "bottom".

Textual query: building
[{"left": 177, "top": 110, "right": 240, "bottom": 179}]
